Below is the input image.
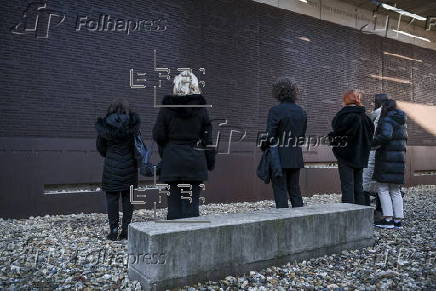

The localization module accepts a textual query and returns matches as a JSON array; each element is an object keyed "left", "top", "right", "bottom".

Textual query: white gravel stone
[{"left": 0, "top": 186, "right": 434, "bottom": 290}]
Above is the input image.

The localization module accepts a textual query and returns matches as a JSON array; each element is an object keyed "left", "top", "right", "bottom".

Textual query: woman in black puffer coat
[
  {"left": 153, "top": 70, "right": 214, "bottom": 220},
  {"left": 373, "top": 99, "right": 407, "bottom": 229},
  {"left": 95, "top": 98, "right": 140, "bottom": 240}
]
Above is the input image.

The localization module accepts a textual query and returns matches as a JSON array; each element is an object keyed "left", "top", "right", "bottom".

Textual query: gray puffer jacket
[{"left": 362, "top": 107, "right": 381, "bottom": 193}]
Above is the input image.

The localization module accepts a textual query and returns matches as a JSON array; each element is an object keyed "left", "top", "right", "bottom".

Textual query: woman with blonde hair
[
  {"left": 328, "top": 90, "right": 374, "bottom": 204},
  {"left": 153, "top": 71, "right": 214, "bottom": 219}
]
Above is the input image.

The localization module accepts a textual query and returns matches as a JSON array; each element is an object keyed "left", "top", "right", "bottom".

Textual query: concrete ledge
[{"left": 128, "top": 203, "right": 374, "bottom": 290}]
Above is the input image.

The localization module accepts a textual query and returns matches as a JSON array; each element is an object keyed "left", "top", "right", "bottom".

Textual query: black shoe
[
  {"left": 393, "top": 220, "right": 403, "bottom": 229},
  {"left": 375, "top": 219, "right": 394, "bottom": 229},
  {"left": 119, "top": 229, "right": 128, "bottom": 240},
  {"left": 106, "top": 228, "right": 118, "bottom": 241}
]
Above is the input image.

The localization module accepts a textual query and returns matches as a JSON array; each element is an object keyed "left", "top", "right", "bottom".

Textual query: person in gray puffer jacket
[{"left": 362, "top": 94, "right": 388, "bottom": 205}]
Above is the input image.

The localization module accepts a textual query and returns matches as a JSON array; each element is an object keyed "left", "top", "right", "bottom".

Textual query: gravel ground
[{"left": 1, "top": 186, "right": 435, "bottom": 290}]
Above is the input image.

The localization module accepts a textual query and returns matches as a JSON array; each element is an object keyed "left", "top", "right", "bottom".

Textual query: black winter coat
[
  {"left": 263, "top": 101, "right": 307, "bottom": 168},
  {"left": 329, "top": 105, "right": 374, "bottom": 169},
  {"left": 95, "top": 112, "right": 140, "bottom": 192},
  {"left": 257, "top": 147, "right": 283, "bottom": 184},
  {"left": 153, "top": 94, "right": 213, "bottom": 182},
  {"left": 372, "top": 109, "right": 407, "bottom": 184}
]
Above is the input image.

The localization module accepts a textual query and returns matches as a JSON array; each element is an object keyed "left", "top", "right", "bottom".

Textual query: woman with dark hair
[
  {"left": 373, "top": 99, "right": 407, "bottom": 229},
  {"left": 153, "top": 71, "right": 214, "bottom": 220},
  {"left": 261, "top": 77, "right": 307, "bottom": 208},
  {"left": 329, "top": 90, "right": 374, "bottom": 205},
  {"left": 95, "top": 98, "right": 140, "bottom": 240}
]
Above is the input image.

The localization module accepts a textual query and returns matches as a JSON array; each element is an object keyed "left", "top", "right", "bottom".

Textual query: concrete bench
[{"left": 128, "top": 203, "right": 374, "bottom": 290}]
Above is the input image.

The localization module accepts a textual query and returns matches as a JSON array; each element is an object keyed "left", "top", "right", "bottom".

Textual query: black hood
[
  {"left": 332, "top": 105, "right": 367, "bottom": 130},
  {"left": 95, "top": 112, "right": 140, "bottom": 140},
  {"left": 162, "top": 94, "right": 207, "bottom": 118},
  {"left": 386, "top": 109, "right": 406, "bottom": 125},
  {"left": 336, "top": 105, "right": 366, "bottom": 117}
]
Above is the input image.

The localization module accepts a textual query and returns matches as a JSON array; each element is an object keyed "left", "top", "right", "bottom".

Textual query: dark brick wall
[
  {"left": 1, "top": 0, "right": 436, "bottom": 218},
  {"left": 1, "top": 0, "right": 435, "bottom": 144}
]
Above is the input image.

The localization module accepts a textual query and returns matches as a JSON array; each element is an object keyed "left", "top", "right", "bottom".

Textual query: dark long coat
[
  {"left": 263, "top": 101, "right": 307, "bottom": 168},
  {"left": 153, "top": 94, "right": 213, "bottom": 182},
  {"left": 372, "top": 109, "right": 408, "bottom": 184},
  {"left": 329, "top": 105, "right": 375, "bottom": 169},
  {"left": 257, "top": 146, "right": 283, "bottom": 184},
  {"left": 95, "top": 112, "right": 140, "bottom": 192}
]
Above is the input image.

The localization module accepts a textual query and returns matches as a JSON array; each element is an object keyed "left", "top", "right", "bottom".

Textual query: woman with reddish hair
[{"left": 328, "top": 90, "right": 374, "bottom": 204}]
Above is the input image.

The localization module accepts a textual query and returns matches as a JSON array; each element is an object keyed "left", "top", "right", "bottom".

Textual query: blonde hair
[
  {"left": 343, "top": 89, "right": 362, "bottom": 106},
  {"left": 172, "top": 70, "right": 201, "bottom": 96}
]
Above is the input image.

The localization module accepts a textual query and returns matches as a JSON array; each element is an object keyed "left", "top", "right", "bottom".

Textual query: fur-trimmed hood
[
  {"left": 335, "top": 105, "right": 366, "bottom": 118},
  {"left": 95, "top": 112, "right": 140, "bottom": 140},
  {"left": 162, "top": 94, "right": 207, "bottom": 118}
]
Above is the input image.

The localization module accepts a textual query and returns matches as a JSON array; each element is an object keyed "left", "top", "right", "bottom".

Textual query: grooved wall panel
[
  {"left": 1, "top": 0, "right": 435, "bottom": 218},
  {"left": 1, "top": 0, "right": 435, "bottom": 144}
]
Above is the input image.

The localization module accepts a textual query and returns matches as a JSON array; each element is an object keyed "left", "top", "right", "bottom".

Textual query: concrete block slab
[{"left": 128, "top": 203, "right": 374, "bottom": 290}]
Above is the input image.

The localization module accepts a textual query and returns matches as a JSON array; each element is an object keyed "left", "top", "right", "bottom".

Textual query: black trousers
[
  {"left": 167, "top": 182, "right": 201, "bottom": 220},
  {"left": 106, "top": 190, "right": 133, "bottom": 231},
  {"left": 362, "top": 191, "right": 371, "bottom": 206},
  {"left": 271, "top": 168, "right": 304, "bottom": 208},
  {"left": 337, "top": 161, "right": 365, "bottom": 205}
]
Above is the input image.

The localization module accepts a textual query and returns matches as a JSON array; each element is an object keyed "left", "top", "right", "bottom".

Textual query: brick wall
[
  {"left": 1, "top": 0, "right": 435, "bottom": 144},
  {"left": 1, "top": 0, "right": 435, "bottom": 218}
]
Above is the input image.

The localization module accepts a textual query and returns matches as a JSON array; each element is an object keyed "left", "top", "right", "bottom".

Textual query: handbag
[
  {"left": 256, "top": 149, "right": 270, "bottom": 184},
  {"left": 205, "top": 146, "right": 216, "bottom": 171},
  {"left": 195, "top": 139, "right": 216, "bottom": 171},
  {"left": 134, "top": 131, "right": 160, "bottom": 177}
]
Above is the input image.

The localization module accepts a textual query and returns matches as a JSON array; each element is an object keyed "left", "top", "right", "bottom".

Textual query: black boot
[
  {"left": 118, "top": 228, "right": 128, "bottom": 240},
  {"left": 363, "top": 191, "right": 371, "bottom": 206},
  {"left": 106, "top": 227, "right": 118, "bottom": 241}
]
